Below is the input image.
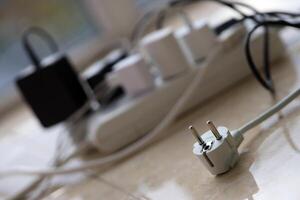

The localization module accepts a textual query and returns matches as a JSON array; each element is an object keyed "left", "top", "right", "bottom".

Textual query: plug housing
[
  {"left": 191, "top": 123, "right": 243, "bottom": 175},
  {"left": 140, "top": 28, "right": 190, "bottom": 80},
  {"left": 176, "top": 20, "right": 219, "bottom": 64},
  {"left": 107, "top": 54, "right": 155, "bottom": 97}
]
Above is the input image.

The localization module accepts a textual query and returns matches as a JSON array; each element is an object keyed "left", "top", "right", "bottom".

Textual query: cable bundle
[
  {"left": 3, "top": 1, "right": 300, "bottom": 199},
  {"left": 133, "top": 0, "right": 300, "bottom": 94}
]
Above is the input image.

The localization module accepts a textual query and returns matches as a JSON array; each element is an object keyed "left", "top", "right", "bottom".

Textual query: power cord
[
  {"left": 132, "top": 0, "right": 277, "bottom": 93},
  {"left": 170, "top": 0, "right": 277, "bottom": 93},
  {"left": 190, "top": 87, "right": 300, "bottom": 175},
  {"left": 7, "top": 134, "right": 88, "bottom": 200},
  {"left": 6, "top": 104, "right": 92, "bottom": 200},
  {"left": 0, "top": 42, "right": 226, "bottom": 177},
  {"left": 2, "top": 0, "right": 300, "bottom": 179},
  {"left": 142, "top": 0, "right": 300, "bottom": 94}
]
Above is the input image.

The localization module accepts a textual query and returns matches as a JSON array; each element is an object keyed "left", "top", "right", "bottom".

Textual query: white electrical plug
[
  {"left": 107, "top": 54, "right": 155, "bottom": 97},
  {"left": 189, "top": 87, "right": 300, "bottom": 176},
  {"left": 140, "top": 28, "right": 190, "bottom": 80},
  {"left": 176, "top": 20, "right": 219, "bottom": 64},
  {"left": 189, "top": 121, "right": 243, "bottom": 175}
]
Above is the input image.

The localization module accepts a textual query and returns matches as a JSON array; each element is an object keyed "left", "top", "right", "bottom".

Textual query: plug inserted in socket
[
  {"left": 190, "top": 121, "right": 243, "bottom": 175},
  {"left": 107, "top": 54, "right": 155, "bottom": 97},
  {"left": 87, "top": 30, "right": 284, "bottom": 156},
  {"left": 140, "top": 28, "right": 190, "bottom": 80},
  {"left": 176, "top": 20, "right": 219, "bottom": 64}
]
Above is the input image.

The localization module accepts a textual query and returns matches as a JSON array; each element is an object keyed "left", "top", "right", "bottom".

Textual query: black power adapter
[{"left": 16, "top": 27, "right": 88, "bottom": 127}]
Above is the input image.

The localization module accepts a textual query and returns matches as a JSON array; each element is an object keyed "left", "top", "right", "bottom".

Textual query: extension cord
[
  {"left": 87, "top": 26, "right": 285, "bottom": 153},
  {"left": 0, "top": 27, "right": 287, "bottom": 178},
  {"left": 191, "top": 87, "right": 300, "bottom": 175}
]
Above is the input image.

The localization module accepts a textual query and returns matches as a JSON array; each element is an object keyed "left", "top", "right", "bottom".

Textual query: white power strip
[{"left": 86, "top": 26, "right": 285, "bottom": 153}]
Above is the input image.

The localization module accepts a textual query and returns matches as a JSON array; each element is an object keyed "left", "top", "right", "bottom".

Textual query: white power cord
[
  {"left": 234, "top": 88, "right": 300, "bottom": 136},
  {"left": 6, "top": 105, "right": 93, "bottom": 200},
  {"left": 190, "top": 87, "right": 300, "bottom": 175}
]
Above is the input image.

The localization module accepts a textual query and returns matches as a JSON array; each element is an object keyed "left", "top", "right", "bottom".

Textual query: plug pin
[
  {"left": 207, "top": 121, "right": 222, "bottom": 140},
  {"left": 189, "top": 126, "right": 205, "bottom": 145}
]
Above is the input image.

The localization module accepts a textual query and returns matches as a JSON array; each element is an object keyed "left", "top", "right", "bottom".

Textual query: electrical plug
[
  {"left": 189, "top": 121, "right": 243, "bottom": 175},
  {"left": 176, "top": 20, "right": 219, "bottom": 64},
  {"left": 107, "top": 54, "right": 155, "bottom": 97},
  {"left": 140, "top": 28, "right": 190, "bottom": 80}
]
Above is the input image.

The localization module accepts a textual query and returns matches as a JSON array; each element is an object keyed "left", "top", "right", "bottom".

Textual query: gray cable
[{"left": 235, "top": 88, "right": 300, "bottom": 136}]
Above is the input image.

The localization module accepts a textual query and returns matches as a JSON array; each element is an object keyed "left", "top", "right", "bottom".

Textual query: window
[
  {"left": 0, "top": 0, "right": 104, "bottom": 113},
  {"left": 0, "top": 0, "right": 165, "bottom": 113},
  {"left": 0, "top": 0, "right": 99, "bottom": 89}
]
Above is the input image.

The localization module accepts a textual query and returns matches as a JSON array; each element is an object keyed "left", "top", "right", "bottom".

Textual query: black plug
[{"left": 16, "top": 27, "right": 88, "bottom": 127}]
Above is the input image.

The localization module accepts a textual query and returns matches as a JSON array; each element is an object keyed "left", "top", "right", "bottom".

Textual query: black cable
[
  {"left": 215, "top": 18, "right": 241, "bottom": 35},
  {"left": 214, "top": 15, "right": 274, "bottom": 92},
  {"left": 228, "top": 2, "right": 275, "bottom": 92},
  {"left": 184, "top": 0, "right": 276, "bottom": 92},
  {"left": 156, "top": 0, "right": 275, "bottom": 92},
  {"left": 217, "top": 1, "right": 276, "bottom": 93},
  {"left": 245, "top": 24, "right": 274, "bottom": 92},
  {"left": 229, "top": 3, "right": 273, "bottom": 89},
  {"left": 263, "top": 24, "right": 272, "bottom": 83},
  {"left": 131, "top": 0, "right": 300, "bottom": 93},
  {"left": 196, "top": 1, "right": 277, "bottom": 93},
  {"left": 245, "top": 12, "right": 300, "bottom": 92},
  {"left": 245, "top": 19, "right": 300, "bottom": 92}
]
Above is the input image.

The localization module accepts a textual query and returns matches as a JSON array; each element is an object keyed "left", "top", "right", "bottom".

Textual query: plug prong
[
  {"left": 189, "top": 125, "right": 205, "bottom": 145},
  {"left": 207, "top": 120, "right": 222, "bottom": 140}
]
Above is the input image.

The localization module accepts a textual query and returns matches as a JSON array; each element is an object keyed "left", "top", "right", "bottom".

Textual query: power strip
[{"left": 86, "top": 26, "right": 285, "bottom": 153}]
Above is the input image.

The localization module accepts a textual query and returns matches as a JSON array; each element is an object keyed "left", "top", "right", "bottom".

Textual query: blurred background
[
  {"left": 1, "top": 0, "right": 299, "bottom": 115},
  {"left": 0, "top": 0, "right": 96, "bottom": 89},
  {"left": 0, "top": 0, "right": 177, "bottom": 114},
  {"left": 1, "top": 0, "right": 300, "bottom": 199}
]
